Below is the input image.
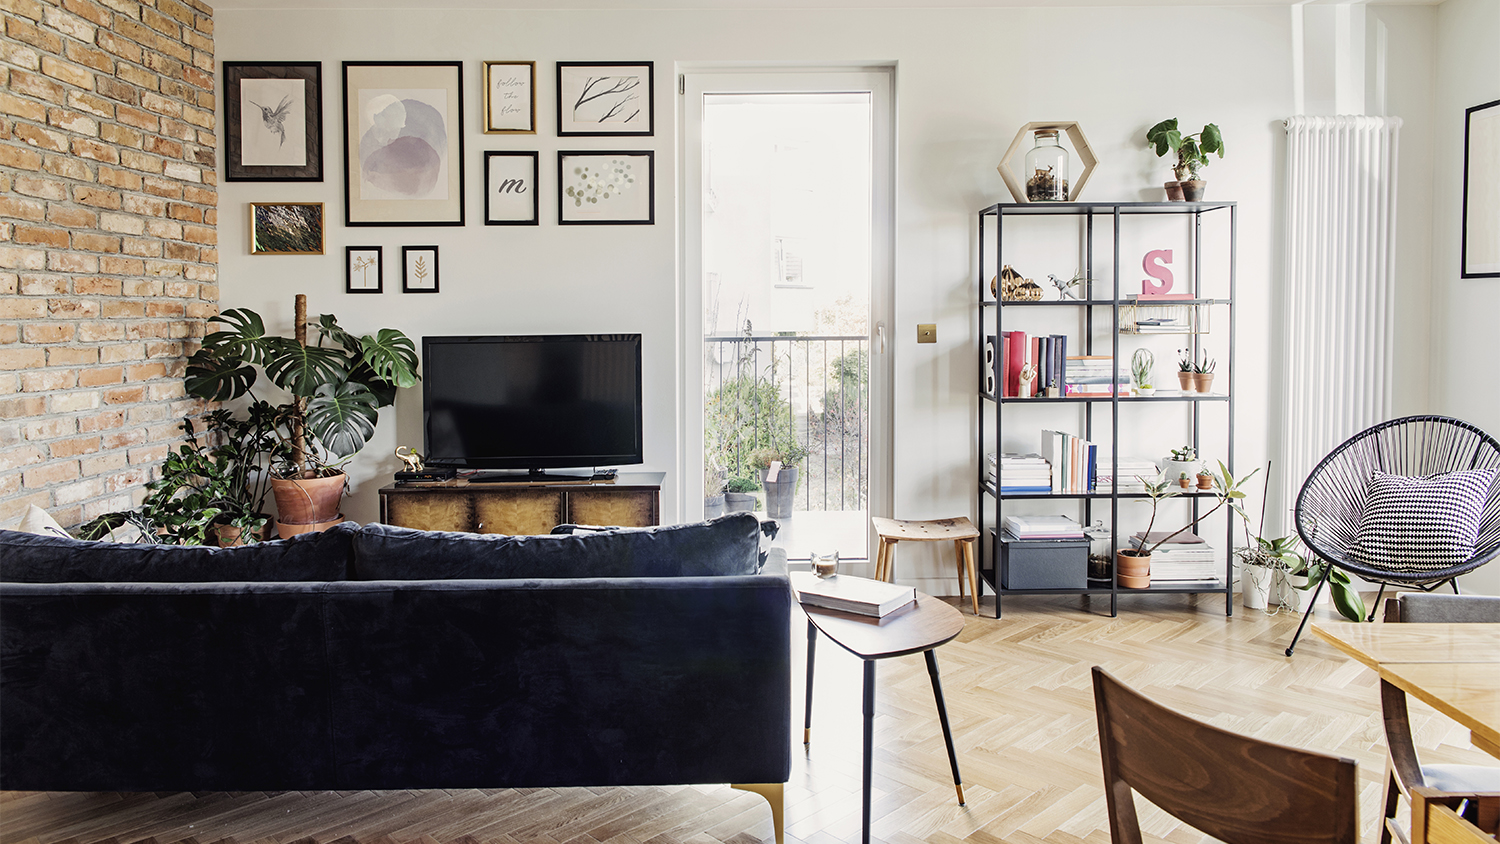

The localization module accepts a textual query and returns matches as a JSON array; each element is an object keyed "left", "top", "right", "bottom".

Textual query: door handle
[{"left": 876, "top": 322, "right": 886, "bottom": 354}]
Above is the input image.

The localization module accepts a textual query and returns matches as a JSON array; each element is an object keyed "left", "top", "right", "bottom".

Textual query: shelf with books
[{"left": 976, "top": 200, "right": 1237, "bottom": 620}]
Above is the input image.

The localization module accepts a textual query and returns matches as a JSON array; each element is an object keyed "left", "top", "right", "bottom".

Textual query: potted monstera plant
[{"left": 185, "top": 294, "right": 419, "bottom": 538}]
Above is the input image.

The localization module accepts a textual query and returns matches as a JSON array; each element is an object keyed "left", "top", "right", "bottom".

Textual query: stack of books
[
  {"left": 1041, "top": 429, "right": 1098, "bottom": 493},
  {"left": 1130, "top": 531, "right": 1218, "bottom": 583},
  {"left": 989, "top": 452, "right": 1052, "bottom": 493},
  {"left": 1093, "top": 457, "right": 1160, "bottom": 494},
  {"left": 1003, "top": 514, "right": 1085, "bottom": 540},
  {"left": 794, "top": 573, "right": 916, "bottom": 618},
  {"left": 1064, "top": 356, "right": 1129, "bottom": 396}
]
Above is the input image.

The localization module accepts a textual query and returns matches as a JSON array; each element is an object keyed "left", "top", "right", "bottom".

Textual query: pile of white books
[
  {"left": 1003, "top": 514, "right": 1085, "bottom": 540},
  {"left": 794, "top": 573, "right": 916, "bottom": 617},
  {"left": 1094, "top": 457, "right": 1160, "bottom": 493},
  {"left": 988, "top": 452, "right": 1052, "bottom": 493},
  {"left": 1130, "top": 531, "right": 1219, "bottom": 583}
]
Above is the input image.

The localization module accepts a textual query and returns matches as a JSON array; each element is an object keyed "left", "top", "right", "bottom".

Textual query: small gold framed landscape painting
[
  {"left": 249, "top": 202, "right": 325, "bottom": 254},
  {"left": 484, "top": 61, "right": 535, "bottom": 134}
]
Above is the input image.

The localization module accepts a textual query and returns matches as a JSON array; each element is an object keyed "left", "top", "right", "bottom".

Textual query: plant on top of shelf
[{"left": 1146, "top": 119, "right": 1224, "bottom": 200}]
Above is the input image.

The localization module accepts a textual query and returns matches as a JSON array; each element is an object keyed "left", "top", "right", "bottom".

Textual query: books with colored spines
[
  {"left": 794, "top": 573, "right": 917, "bottom": 617},
  {"left": 989, "top": 452, "right": 1052, "bottom": 493},
  {"left": 1041, "top": 430, "right": 1099, "bottom": 492},
  {"left": 1003, "top": 514, "right": 1084, "bottom": 540}
]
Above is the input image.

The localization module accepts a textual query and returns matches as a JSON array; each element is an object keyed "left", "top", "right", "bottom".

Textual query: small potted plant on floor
[{"left": 1146, "top": 118, "right": 1224, "bottom": 201}]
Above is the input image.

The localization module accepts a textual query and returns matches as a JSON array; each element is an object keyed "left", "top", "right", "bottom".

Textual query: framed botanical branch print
[
  {"left": 343, "top": 61, "right": 465, "bottom": 226},
  {"left": 556, "top": 62, "right": 653, "bottom": 137},
  {"left": 346, "top": 246, "right": 382, "bottom": 293},
  {"left": 402, "top": 246, "right": 439, "bottom": 293},
  {"left": 249, "top": 202, "right": 324, "bottom": 254},
  {"left": 224, "top": 62, "right": 322, "bottom": 182},
  {"left": 1462, "top": 98, "right": 1500, "bottom": 278},
  {"left": 485, "top": 151, "right": 539, "bottom": 225},
  {"left": 483, "top": 61, "right": 535, "bottom": 133},
  {"left": 558, "top": 151, "right": 653, "bottom": 225}
]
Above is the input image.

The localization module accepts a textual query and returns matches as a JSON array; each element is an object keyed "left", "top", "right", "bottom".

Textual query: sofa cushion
[
  {"left": 0, "top": 521, "right": 359, "bottom": 583},
  {"left": 353, "top": 513, "right": 763, "bottom": 580}
]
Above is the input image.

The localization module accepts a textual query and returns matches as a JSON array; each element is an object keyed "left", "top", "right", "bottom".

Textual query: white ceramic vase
[{"left": 1242, "top": 564, "right": 1275, "bottom": 610}]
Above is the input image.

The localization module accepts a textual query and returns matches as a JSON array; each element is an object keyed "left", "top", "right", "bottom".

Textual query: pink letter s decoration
[{"left": 1142, "top": 249, "right": 1173, "bottom": 295}]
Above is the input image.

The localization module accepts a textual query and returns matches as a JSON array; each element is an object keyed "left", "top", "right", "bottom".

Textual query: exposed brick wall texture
[{"left": 0, "top": 0, "right": 216, "bottom": 529}]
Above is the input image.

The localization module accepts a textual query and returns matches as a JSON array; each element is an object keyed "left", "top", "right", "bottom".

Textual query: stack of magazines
[
  {"left": 989, "top": 452, "right": 1052, "bottom": 493},
  {"left": 1002, "top": 514, "right": 1085, "bottom": 540},
  {"left": 1129, "top": 531, "right": 1218, "bottom": 583},
  {"left": 794, "top": 574, "right": 916, "bottom": 617}
]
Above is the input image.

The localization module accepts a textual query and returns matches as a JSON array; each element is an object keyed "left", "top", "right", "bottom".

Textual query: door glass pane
[{"left": 701, "top": 92, "right": 871, "bottom": 560}]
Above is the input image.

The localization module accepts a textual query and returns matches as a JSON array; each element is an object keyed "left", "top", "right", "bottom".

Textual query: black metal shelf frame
[{"left": 977, "top": 201, "right": 1237, "bottom": 619}]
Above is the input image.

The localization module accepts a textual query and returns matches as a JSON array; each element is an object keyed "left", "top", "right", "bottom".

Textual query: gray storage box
[{"left": 999, "top": 531, "right": 1089, "bottom": 589}]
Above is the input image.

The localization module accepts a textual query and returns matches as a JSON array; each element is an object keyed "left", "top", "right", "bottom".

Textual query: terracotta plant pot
[
  {"left": 214, "top": 519, "right": 271, "bottom": 547},
  {"left": 276, "top": 514, "right": 344, "bottom": 540},
  {"left": 1181, "top": 179, "right": 1207, "bottom": 201},
  {"left": 1196, "top": 474, "right": 1214, "bottom": 490},
  {"left": 1193, "top": 372, "right": 1216, "bottom": 393},
  {"left": 270, "top": 471, "right": 346, "bottom": 534},
  {"left": 1178, "top": 477, "right": 1191, "bottom": 489},
  {"left": 1164, "top": 180, "right": 1185, "bottom": 201},
  {"left": 1117, "top": 550, "right": 1150, "bottom": 589},
  {"left": 1177, "top": 371, "right": 1194, "bottom": 391}
]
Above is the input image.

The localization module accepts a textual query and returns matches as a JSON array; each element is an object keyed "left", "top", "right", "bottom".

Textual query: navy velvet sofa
[{"left": 0, "top": 514, "right": 791, "bottom": 841}]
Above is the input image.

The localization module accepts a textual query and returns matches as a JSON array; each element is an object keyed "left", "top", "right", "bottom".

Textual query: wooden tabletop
[
  {"left": 1380, "top": 662, "right": 1500, "bottom": 759},
  {"left": 791, "top": 572, "right": 964, "bottom": 660},
  {"left": 1310, "top": 622, "right": 1500, "bottom": 669}
]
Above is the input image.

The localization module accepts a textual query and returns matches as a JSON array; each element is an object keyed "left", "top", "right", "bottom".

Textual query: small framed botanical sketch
[
  {"left": 556, "top": 62, "right": 653, "bottom": 137},
  {"left": 346, "top": 246, "right": 383, "bottom": 293},
  {"left": 224, "top": 62, "right": 323, "bottom": 182},
  {"left": 402, "top": 245, "right": 439, "bottom": 293},
  {"left": 485, "top": 151, "right": 539, "bottom": 226},
  {"left": 249, "top": 202, "right": 325, "bottom": 254},
  {"left": 558, "top": 151, "right": 654, "bottom": 225},
  {"left": 483, "top": 61, "right": 535, "bottom": 134}
]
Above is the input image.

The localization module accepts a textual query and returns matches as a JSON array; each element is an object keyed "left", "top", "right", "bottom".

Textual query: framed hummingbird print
[{"left": 224, "top": 62, "right": 323, "bottom": 182}]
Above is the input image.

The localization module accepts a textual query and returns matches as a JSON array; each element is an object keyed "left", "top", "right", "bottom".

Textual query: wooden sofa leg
[{"left": 731, "top": 782, "right": 785, "bottom": 844}]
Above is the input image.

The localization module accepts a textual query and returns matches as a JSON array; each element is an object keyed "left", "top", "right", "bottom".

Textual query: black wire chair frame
[{"left": 1284, "top": 415, "right": 1500, "bottom": 656}]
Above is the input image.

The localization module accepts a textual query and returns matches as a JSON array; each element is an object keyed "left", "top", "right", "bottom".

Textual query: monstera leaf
[
  {"left": 263, "top": 339, "right": 350, "bottom": 399},
  {"left": 359, "top": 329, "right": 420, "bottom": 390},
  {"left": 202, "top": 308, "right": 272, "bottom": 365},
  {"left": 305, "top": 382, "right": 379, "bottom": 458},
  {"left": 185, "top": 346, "right": 257, "bottom": 402}
]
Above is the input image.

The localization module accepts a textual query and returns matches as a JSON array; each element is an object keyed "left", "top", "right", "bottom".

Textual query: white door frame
[{"left": 676, "top": 64, "right": 894, "bottom": 548}]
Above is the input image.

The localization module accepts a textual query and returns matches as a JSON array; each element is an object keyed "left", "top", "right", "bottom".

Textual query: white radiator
[{"left": 1279, "top": 116, "right": 1402, "bottom": 527}]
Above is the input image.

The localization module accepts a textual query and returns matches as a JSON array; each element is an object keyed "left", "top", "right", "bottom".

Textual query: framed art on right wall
[{"left": 1462, "top": 98, "right": 1500, "bottom": 278}]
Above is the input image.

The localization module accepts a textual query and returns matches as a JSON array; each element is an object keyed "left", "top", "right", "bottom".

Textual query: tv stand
[
  {"left": 378, "top": 472, "right": 663, "bottom": 534},
  {"left": 467, "top": 468, "right": 598, "bottom": 484}
]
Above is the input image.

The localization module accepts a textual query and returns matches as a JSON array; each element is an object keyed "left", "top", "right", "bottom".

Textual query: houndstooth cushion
[{"left": 1351, "top": 469, "right": 1497, "bottom": 572}]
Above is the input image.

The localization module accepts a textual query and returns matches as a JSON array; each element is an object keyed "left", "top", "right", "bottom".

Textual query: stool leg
[
  {"left": 874, "top": 538, "right": 888, "bottom": 581},
  {"left": 953, "top": 539, "right": 967, "bottom": 609},
  {"left": 964, "top": 539, "right": 980, "bottom": 615}
]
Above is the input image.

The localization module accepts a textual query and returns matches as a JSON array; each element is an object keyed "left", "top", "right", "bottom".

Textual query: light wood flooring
[{"left": 4, "top": 591, "right": 1495, "bottom": 844}]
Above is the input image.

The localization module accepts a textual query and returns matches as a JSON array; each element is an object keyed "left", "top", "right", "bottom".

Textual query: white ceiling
[{"left": 208, "top": 0, "right": 1444, "bottom": 10}]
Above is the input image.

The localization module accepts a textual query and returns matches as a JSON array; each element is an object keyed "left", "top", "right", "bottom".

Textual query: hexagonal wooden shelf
[{"left": 997, "top": 121, "right": 1098, "bottom": 203}]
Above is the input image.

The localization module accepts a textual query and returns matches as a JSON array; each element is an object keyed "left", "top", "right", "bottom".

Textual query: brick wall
[{"left": 0, "top": 0, "right": 216, "bottom": 528}]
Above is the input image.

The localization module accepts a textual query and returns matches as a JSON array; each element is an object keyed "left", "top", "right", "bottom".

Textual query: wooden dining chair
[
  {"left": 1092, "top": 666, "right": 1359, "bottom": 844},
  {"left": 1379, "top": 594, "right": 1500, "bottom": 844},
  {"left": 1408, "top": 787, "right": 1500, "bottom": 844}
]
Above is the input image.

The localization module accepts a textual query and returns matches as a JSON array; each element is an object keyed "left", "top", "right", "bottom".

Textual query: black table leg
[
  {"left": 924, "top": 649, "right": 965, "bottom": 805},
  {"left": 804, "top": 619, "right": 817, "bottom": 745},
  {"left": 862, "top": 658, "right": 875, "bottom": 844}
]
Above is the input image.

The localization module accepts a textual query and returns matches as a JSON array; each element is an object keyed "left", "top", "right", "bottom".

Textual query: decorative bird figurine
[{"left": 249, "top": 95, "right": 293, "bottom": 147}]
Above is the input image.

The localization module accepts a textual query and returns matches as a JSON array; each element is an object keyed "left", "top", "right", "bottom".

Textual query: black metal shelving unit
[{"left": 977, "top": 200, "right": 1237, "bottom": 618}]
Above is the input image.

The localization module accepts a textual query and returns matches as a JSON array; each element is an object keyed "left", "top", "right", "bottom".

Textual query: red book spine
[{"left": 1007, "top": 330, "right": 1026, "bottom": 397}]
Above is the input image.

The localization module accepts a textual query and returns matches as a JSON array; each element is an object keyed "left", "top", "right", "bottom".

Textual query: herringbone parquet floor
[{"left": 3, "top": 591, "right": 1494, "bottom": 844}]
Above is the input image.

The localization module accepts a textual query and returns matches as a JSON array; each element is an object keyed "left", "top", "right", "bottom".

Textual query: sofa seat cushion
[
  {"left": 0, "top": 521, "right": 359, "bottom": 583},
  {"left": 353, "top": 513, "right": 762, "bottom": 580}
]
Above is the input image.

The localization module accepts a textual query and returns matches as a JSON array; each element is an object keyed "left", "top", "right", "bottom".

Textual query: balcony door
[{"left": 681, "top": 68, "right": 892, "bottom": 562}]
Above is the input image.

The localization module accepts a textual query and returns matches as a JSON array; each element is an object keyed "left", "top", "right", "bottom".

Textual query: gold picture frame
[
  {"left": 249, "top": 201, "right": 325, "bottom": 255},
  {"left": 483, "top": 61, "right": 536, "bottom": 134}
]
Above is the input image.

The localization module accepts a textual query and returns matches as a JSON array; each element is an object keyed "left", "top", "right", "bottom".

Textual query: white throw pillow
[{"left": 14, "top": 504, "right": 68, "bottom": 538}]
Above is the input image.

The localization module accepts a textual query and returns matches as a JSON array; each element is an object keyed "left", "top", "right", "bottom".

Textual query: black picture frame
[
  {"left": 224, "top": 62, "right": 323, "bottom": 182},
  {"left": 1462, "top": 98, "right": 1500, "bottom": 279},
  {"left": 402, "top": 245, "right": 440, "bottom": 293},
  {"left": 557, "top": 151, "right": 654, "bottom": 226},
  {"left": 556, "top": 62, "right": 653, "bottom": 137},
  {"left": 485, "top": 151, "right": 540, "bottom": 226},
  {"left": 343, "top": 61, "right": 465, "bottom": 227},
  {"left": 346, "top": 246, "right": 383, "bottom": 293}
]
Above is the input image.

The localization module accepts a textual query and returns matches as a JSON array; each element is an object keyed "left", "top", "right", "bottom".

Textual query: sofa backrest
[{"left": 350, "top": 513, "right": 764, "bottom": 580}]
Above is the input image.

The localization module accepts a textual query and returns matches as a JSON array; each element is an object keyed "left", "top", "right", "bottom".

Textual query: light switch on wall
[{"left": 917, "top": 323, "right": 937, "bottom": 344}]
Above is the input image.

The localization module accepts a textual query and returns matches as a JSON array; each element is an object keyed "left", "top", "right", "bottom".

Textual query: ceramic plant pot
[
  {"left": 759, "top": 466, "right": 798, "bottom": 520},
  {"left": 271, "top": 471, "right": 346, "bottom": 537},
  {"left": 276, "top": 514, "right": 344, "bottom": 540},
  {"left": 1117, "top": 550, "right": 1150, "bottom": 589},
  {"left": 214, "top": 520, "right": 271, "bottom": 547},
  {"left": 704, "top": 494, "right": 726, "bottom": 520},
  {"left": 1196, "top": 474, "right": 1214, "bottom": 490},
  {"left": 1193, "top": 372, "right": 1216, "bottom": 393},
  {"left": 725, "top": 492, "right": 758, "bottom": 513},
  {"left": 1177, "top": 371, "right": 1194, "bottom": 391},
  {"left": 1164, "top": 180, "right": 1185, "bottom": 201},
  {"left": 1242, "top": 564, "right": 1275, "bottom": 610},
  {"left": 1181, "top": 180, "right": 1207, "bottom": 201}
]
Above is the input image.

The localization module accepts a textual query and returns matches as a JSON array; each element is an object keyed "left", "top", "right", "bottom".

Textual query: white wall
[
  {"left": 1432, "top": 0, "right": 1500, "bottom": 595},
  {"left": 215, "top": 4, "right": 1450, "bottom": 594}
]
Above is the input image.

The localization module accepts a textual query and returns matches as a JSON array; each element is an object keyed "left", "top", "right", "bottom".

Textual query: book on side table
[{"left": 793, "top": 573, "right": 917, "bottom": 618}]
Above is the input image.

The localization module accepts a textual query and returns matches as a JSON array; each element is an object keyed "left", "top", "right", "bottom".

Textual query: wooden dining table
[{"left": 1312, "top": 621, "right": 1500, "bottom": 759}]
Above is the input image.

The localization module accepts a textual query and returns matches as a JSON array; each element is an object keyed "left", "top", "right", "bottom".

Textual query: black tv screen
[{"left": 422, "top": 334, "right": 643, "bottom": 472}]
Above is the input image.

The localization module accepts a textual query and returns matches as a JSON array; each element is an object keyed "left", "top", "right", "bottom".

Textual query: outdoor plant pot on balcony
[
  {"left": 725, "top": 491, "right": 758, "bottom": 513},
  {"left": 758, "top": 466, "right": 798, "bottom": 520}
]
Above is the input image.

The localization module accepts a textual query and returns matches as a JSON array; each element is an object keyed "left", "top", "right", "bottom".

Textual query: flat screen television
[{"left": 421, "top": 334, "right": 643, "bottom": 477}]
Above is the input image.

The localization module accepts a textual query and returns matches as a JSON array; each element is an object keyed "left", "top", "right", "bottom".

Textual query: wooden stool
[{"left": 871, "top": 516, "right": 981, "bottom": 614}]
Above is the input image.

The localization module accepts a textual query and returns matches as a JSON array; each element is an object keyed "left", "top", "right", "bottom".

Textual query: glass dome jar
[{"left": 1024, "top": 129, "right": 1069, "bottom": 202}]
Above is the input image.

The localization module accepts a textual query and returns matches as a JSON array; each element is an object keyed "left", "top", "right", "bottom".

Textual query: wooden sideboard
[{"left": 377, "top": 472, "right": 664, "bottom": 535}]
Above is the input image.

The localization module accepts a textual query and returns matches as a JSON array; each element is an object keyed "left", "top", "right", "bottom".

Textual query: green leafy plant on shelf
[
  {"left": 1146, "top": 119, "right": 1225, "bottom": 182},
  {"left": 1126, "top": 461, "right": 1257, "bottom": 558}
]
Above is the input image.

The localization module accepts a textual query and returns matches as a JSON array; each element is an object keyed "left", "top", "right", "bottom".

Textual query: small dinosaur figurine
[{"left": 395, "top": 446, "right": 424, "bottom": 473}]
